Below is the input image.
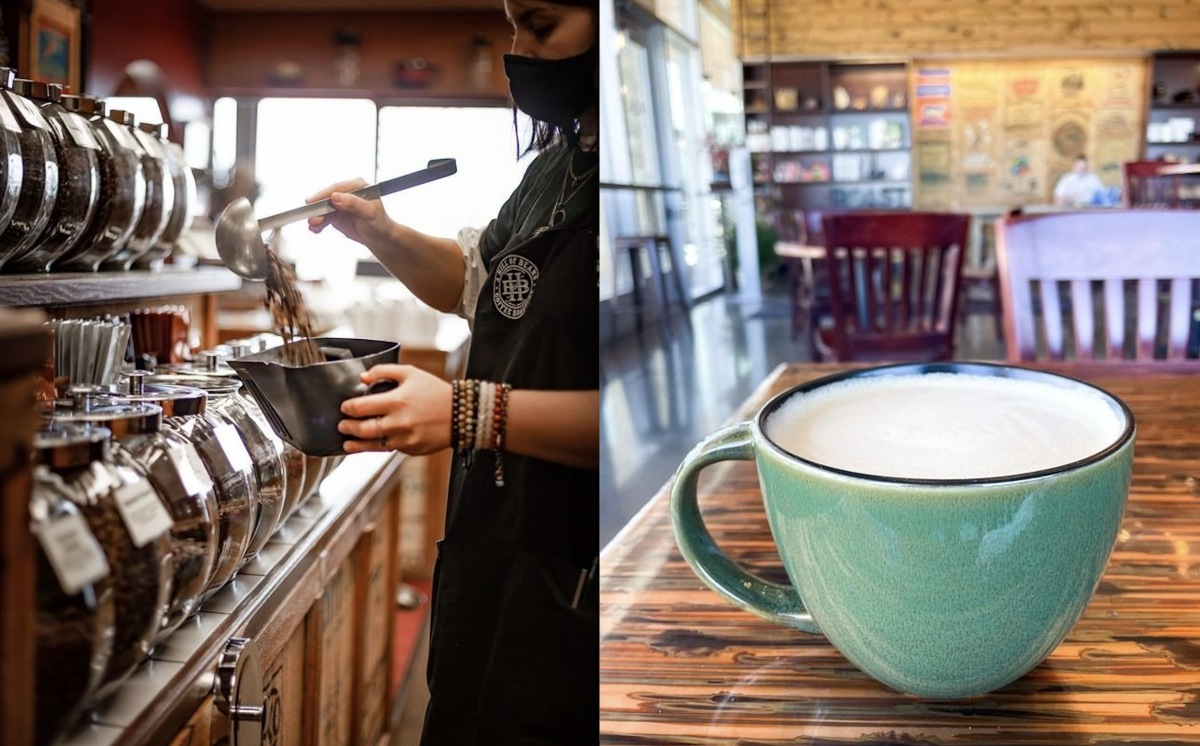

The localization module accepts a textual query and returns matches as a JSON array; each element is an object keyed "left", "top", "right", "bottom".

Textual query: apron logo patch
[{"left": 494, "top": 254, "right": 540, "bottom": 319}]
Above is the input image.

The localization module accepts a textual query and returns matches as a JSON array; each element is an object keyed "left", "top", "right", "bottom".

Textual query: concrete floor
[{"left": 600, "top": 287, "right": 1005, "bottom": 549}]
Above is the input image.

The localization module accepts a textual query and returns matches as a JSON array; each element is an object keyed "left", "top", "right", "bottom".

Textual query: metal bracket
[{"left": 211, "top": 637, "right": 264, "bottom": 746}]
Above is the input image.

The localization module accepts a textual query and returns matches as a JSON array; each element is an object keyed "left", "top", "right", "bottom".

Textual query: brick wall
[{"left": 734, "top": 0, "right": 1200, "bottom": 59}]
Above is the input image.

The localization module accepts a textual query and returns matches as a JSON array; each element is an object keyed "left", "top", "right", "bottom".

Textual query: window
[
  {"left": 255, "top": 98, "right": 378, "bottom": 284},
  {"left": 250, "top": 100, "right": 529, "bottom": 289},
  {"left": 376, "top": 106, "right": 531, "bottom": 239}
]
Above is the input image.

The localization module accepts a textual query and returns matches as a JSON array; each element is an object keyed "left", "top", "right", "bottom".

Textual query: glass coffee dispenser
[
  {"left": 5, "top": 80, "right": 101, "bottom": 273},
  {"left": 0, "top": 67, "right": 58, "bottom": 270}
]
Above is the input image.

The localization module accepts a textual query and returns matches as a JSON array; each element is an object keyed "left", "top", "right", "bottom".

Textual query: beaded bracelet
[
  {"left": 450, "top": 378, "right": 512, "bottom": 486},
  {"left": 492, "top": 383, "right": 511, "bottom": 487},
  {"left": 450, "top": 380, "right": 461, "bottom": 451}
]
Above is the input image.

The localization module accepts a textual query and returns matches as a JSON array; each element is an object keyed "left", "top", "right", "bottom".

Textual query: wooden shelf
[
  {"left": 742, "top": 60, "right": 912, "bottom": 214},
  {"left": 775, "top": 179, "right": 911, "bottom": 187},
  {"left": 772, "top": 148, "right": 910, "bottom": 155},
  {"left": 0, "top": 267, "right": 242, "bottom": 308},
  {"left": 209, "top": 86, "right": 510, "bottom": 107},
  {"left": 830, "top": 107, "right": 910, "bottom": 114}
]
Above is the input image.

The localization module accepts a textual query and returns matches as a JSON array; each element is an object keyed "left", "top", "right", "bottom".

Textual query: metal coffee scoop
[{"left": 215, "top": 158, "right": 457, "bottom": 281}]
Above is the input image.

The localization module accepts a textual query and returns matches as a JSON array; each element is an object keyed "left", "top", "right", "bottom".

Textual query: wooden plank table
[{"left": 600, "top": 362, "right": 1200, "bottom": 744}]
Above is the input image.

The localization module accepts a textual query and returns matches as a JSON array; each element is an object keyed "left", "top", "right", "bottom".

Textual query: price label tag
[
  {"left": 169, "top": 442, "right": 214, "bottom": 496},
  {"left": 9, "top": 94, "right": 48, "bottom": 130},
  {"left": 0, "top": 99, "right": 20, "bottom": 134},
  {"left": 112, "top": 480, "right": 174, "bottom": 548},
  {"left": 36, "top": 511, "right": 110, "bottom": 595},
  {"left": 215, "top": 423, "right": 255, "bottom": 475},
  {"left": 60, "top": 111, "right": 99, "bottom": 150}
]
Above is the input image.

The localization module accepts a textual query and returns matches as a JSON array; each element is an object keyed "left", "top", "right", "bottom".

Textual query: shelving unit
[
  {"left": 743, "top": 60, "right": 913, "bottom": 217},
  {"left": 1145, "top": 52, "right": 1200, "bottom": 162},
  {"left": 0, "top": 266, "right": 443, "bottom": 746}
]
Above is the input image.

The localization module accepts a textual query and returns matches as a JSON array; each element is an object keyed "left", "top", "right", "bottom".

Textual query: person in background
[
  {"left": 305, "top": 0, "right": 597, "bottom": 743},
  {"left": 1054, "top": 155, "right": 1105, "bottom": 207}
]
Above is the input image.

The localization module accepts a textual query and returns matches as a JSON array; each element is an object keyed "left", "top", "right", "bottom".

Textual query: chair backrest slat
[
  {"left": 821, "top": 212, "right": 970, "bottom": 362},
  {"left": 1070, "top": 279, "right": 1094, "bottom": 359},
  {"left": 1103, "top": 278, "right": 1125, "bottom": 360},
  {"left": 996, "top": 210, "right": 1200, "bottom": 362},
  {"left": 881, "top": 248, "right": 895, "bottom": 329},
  {"left": 1136, "top": 278, "right": 1158, "bottom": 360},
  {"left": 896, "top": 248, "right": 910, "bottom": 329},
  {"left": 1168, "top": 278, "right": 1192, "bottom": 360},
  {"left": 1041, "top": 279, "right": 1064, "bottom": 361}
]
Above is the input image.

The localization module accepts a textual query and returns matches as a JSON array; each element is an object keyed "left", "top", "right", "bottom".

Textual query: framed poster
[{"left": 24, "top": 0, "right": 81, "bottom": 93}]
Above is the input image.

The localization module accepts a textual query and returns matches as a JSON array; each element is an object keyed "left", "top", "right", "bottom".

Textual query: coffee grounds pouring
[{"left": 264, "top": 245, "right": 322, "bottom": 366}]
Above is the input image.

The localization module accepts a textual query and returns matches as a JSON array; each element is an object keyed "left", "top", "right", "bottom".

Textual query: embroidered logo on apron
[{"left": 494, "top": 254, "right": 540, "bottom": 319}]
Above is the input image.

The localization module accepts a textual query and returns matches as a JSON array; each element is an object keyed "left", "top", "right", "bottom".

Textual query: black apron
[{"left": 420, "top": 143, "right": 598, "bottom": 746}]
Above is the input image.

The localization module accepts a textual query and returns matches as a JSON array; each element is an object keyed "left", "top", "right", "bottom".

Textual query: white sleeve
[
  {"left": 1053, "top": 175, "right": 1069, "bottom": 199},
  {"left": 452, "top": 226, "right": 489, "bottom": 329}
]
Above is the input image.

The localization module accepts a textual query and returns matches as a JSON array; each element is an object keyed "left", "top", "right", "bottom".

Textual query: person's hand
[
  {"left": 306, "top": 178, "right": 396, "bottom": 248},
  {"left": 337, "top": 364, "right": 452, "bottom": 455}
]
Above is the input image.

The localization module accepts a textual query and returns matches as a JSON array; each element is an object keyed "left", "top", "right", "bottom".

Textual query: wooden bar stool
[{"left": 611, "top": 235, "right": 690, "bottom": 339}]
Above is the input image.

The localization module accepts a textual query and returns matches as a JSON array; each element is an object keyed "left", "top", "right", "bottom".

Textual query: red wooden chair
[
  {"left": 1123, "top": 161, "right": 1183, "bottom": 208},
  {"left": 996, "top": 210, "right": 1200, "bottom": 362},
  {"left": 815, "top": 211, "right": 970, "bottom": 362}
]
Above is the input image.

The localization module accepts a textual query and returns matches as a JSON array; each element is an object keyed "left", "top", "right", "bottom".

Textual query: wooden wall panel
[
  {"left": 87, "top": 0, "right": 208, "bottom": 110},
  {"left": 205, "top": 12, "right": 513, "bottom": 99},
  {"left": 735, "top": 0, "right": 1200, "bottom": 58}
]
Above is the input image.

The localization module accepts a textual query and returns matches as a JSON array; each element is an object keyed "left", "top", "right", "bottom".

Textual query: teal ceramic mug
[{"left": 670, "top": 362, "right": 1134, "bottom": 698}]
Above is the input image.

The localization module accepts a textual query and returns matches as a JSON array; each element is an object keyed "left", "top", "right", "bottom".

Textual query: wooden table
[{"left": 600, "top": 362, "right": 1200, "bottom": 744}]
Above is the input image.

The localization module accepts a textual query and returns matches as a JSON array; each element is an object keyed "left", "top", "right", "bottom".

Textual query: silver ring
[{"left": 374, "top": 416, "right": 382, "bottom": 439}]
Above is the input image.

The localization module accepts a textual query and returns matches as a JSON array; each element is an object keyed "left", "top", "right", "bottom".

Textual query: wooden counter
[
  {"left": 58, "top": 451, "right": 406, "bottom": 746},
  {"left": 600, "top": 362, "right": 1200, "bottom": 744}
]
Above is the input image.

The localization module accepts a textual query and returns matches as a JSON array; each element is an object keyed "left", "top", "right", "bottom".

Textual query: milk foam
[{"left": 767, "top": 373, "right": 1123, "bottom": 479}]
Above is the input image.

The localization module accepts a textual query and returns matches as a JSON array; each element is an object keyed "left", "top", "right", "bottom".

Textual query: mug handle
[{"left": 669, "top": 422, "right": 820, "bottom": 633}]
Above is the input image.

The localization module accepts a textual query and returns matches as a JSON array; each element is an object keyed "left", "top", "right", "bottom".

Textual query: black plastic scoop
[{"left": 227, "top": 337, "right": 400, "bottom": 456}]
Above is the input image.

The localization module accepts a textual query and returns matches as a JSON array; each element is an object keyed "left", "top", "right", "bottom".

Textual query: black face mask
[{"left": 503, "top": 48, "right": 594, "bottom": 130}]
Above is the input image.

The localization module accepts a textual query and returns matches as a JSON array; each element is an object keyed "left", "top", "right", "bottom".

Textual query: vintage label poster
[
  {"left": 1050, "top": 67, "right": 1093, "bottom": 110},
  {"left": 1003, "top": 72, "right": 1048, "bottom": 130},
  {"left": 1002, "top": 137, "right": 1045, "bottom": 200},
  {"left": 913, "top": 57, "right": 1146, "bottom": 209},
  {"left": 915, "top": 67, "right": 952, "bottom": 130}
]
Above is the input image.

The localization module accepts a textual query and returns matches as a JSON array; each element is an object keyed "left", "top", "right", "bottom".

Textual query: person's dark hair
[{"left": 511, "top": 0, "right": 599, "bottom": 156}]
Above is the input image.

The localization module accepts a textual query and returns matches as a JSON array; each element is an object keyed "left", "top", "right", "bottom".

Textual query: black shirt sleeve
[
  {"left": 479, "top": 148, "right": 563, "bottom": 265},
  {"left": 479, "top": 186, "right": 518, "bottom": 267}
]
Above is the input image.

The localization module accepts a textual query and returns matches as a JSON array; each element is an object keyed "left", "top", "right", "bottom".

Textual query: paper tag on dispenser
[
  {"left": 170, "top": 442, "right": 214, "bottom": 496},
  {"left": 9, "top": 94, "right": 48, "bottom": 130},
  {"left": 37, "top": 511, "right": 111, "bottom": 595},
  {"left": 113, "top": 479, "right": 174, "bottom": 548},
  {"left": 0, "top": 99, "right": 20, "bottom": 134},
  {"left": 60, "top": 111, "right": 99, "bottom": 150}
]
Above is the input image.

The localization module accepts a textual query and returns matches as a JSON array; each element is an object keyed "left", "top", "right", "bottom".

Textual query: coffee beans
[
  {"left": 31, "top": 466, "right": 115, "bottom": 746},
  {"left": 265, "top": 248, "right": 321, "bottom": 366}
]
